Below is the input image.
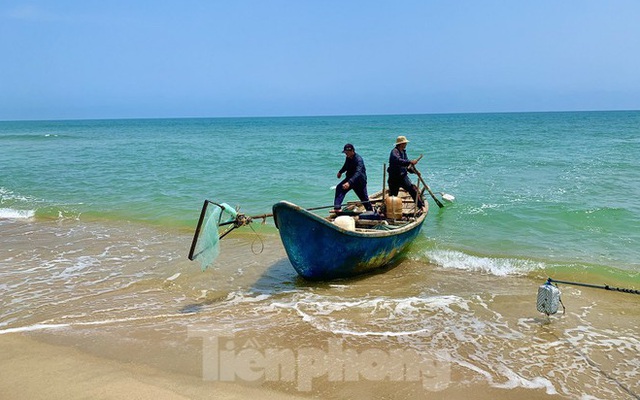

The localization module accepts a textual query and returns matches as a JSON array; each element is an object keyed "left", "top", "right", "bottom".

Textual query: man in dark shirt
[
  {"left": 387, "top": 135, "right": 425, "bottom": 208},
  {"left": 334, "top": 143, "right": 373, "bottom": 211}
]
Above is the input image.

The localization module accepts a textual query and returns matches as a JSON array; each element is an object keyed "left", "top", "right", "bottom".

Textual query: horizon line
[{"left": 1, "top": 108, "right": 638, "bottom": 123}]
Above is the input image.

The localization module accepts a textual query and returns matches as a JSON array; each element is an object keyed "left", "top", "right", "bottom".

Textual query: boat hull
[{"left": 272, "top": 201, "right": 426, "bottom": 280}]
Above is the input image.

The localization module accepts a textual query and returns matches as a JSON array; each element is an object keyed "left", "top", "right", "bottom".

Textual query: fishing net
[{"left": 190, "top": 202, "right": 237, "bottom": 271}]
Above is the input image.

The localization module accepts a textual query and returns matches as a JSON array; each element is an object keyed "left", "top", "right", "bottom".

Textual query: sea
[{"left": 1, "top": 111, "right": 639, "bottom": 399}]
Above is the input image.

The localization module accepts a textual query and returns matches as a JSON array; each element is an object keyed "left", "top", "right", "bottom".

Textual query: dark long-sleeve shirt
[
  {"left": 339, "top": 153, "right": 367, "bottom": 186},
  {"left": 387, "top": 147, "right": 412, "bottom": 178}
]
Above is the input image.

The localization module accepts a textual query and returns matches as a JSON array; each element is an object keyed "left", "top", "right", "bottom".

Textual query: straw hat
[{"left": 395, "top": 136, "right": 409, "bottom": 145}]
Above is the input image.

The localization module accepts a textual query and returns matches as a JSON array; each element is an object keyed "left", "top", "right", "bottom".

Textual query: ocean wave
[
  {"left": 0, "top": 188, "right": 42, "bottom": 219},
  {"left": 0, "top": 187, "right": 31, "bottom": 202},
  {"left": 425, "top": 249, "right": 545, "bottom": 276},
  {"left": 0, "top": 208, "right": 35, "bottom": 220},
  {"left": 0, "top": 187, "right": 82, "bottom": 221}
]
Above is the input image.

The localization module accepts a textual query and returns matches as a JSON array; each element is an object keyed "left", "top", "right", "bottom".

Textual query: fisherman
[
  {"left": 387, "top": 135, "right": 425, "bottom": 208},
  {"left": 334, "top": 143, "right": 373, "bottom": 212}
]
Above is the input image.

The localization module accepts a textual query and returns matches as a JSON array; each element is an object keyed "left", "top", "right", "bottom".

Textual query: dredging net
[{"left": 189, "top": 201, "right": 237, "bottom": 271}]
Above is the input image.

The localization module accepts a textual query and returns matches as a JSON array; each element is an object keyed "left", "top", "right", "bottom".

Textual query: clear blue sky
[{"left": 1, "top": 1, "right": 639, "bottom": 120}]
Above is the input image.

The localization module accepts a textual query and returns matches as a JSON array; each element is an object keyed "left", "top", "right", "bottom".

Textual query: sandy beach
[
  {"left": 1, "top": 332, "right": 565, "bottom": 400},
  {"left": 0, "top": 333, "right": 310, "bottom": 400}
]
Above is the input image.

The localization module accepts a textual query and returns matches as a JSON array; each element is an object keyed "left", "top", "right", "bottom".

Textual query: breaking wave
[{"left": 426, "top": 249, "right": 545, "bottom": 276}]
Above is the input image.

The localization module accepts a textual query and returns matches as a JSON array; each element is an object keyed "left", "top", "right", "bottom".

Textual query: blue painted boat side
[{"left": 272, "top": 201, "right": 427, "bottom": 280}]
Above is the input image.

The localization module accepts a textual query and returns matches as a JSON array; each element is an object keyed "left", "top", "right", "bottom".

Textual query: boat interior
[{"left": 327, "top": 188, "right": 426, "bottom": 232}]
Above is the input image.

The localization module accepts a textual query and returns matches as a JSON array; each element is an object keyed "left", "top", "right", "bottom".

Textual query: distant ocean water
[{"left": 1, "top": 111, "right": 639, "bottom": 398}]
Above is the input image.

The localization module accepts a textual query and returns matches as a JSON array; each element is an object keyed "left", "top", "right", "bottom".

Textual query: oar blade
[{"left": 441, "top": 192, "right": 455, "bottom": 202}]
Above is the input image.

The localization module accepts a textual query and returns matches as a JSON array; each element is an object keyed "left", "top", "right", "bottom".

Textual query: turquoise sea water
[{"left": 2, "top": 111, "right": 639, "bottom": 281}]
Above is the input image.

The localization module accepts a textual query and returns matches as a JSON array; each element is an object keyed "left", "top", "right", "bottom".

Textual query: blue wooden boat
[{"left": 272, "top": 190, "right": 428, "bottom": 280}]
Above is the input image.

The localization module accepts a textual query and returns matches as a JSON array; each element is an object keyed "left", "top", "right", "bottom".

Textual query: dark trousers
[
  {"left": 388, "top": 175, "right": 424, "bottom": 208},
  {"left": 334, "top": 180, "right": 373, "bottom": 211}
]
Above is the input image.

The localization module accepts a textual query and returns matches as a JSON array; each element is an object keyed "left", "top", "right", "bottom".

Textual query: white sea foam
[
  {"left": 0, "top": 323, "right": 70, "bottom": 334},
  {"left": 165, "top": 272, "right": 181, "bottom": 282},
  {"left": 267, "top": 293, "right": 469, "bottom": 337},
  {"left": 224, "top": 291, "right": 272, "bottom": 304},
  {"left": 0, "top": 208, "right": 35, "bottom": 219},
  {"left": 0, "top": 312, "right": 197, "bottom": 335},
  {"left": 468, "top": 203, "right": 503, "bottom": 214},
  {"left": 255, "top": 290, "right": 637, "bottom": 396},
  {"left": 426, "top": 249, "right": 544, "bottom": 276},
  {"left": 65, "top": 256, "right": 99, "bottom": 275}
]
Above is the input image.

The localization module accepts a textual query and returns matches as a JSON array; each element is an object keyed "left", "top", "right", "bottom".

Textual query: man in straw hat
[
  {"left": 387, "top": 135, "right": 425, "bottom": 208},
  {"left": 334, "top": 143, "right": 373, "bottom": 212}
]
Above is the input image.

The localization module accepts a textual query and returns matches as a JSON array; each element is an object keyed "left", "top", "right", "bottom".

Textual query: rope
[
  {"left": 548, "top": 278, "right": 640, "bottom": 295},
  {"left": 248, "top": 223, "right": 265, "bottom": 255}
]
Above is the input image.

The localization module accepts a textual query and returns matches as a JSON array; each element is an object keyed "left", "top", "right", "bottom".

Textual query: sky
[{"left": 1, "top": 1, "right": 640, "bottom": 120}]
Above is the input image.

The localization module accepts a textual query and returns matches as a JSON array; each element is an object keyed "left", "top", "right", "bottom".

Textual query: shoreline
[{"left": 3, "top": 216, "right": 638, "bottom": 288}]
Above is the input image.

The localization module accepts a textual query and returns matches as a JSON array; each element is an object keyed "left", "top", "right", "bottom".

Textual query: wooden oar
[{"left": 412, "top": 166, "right": 444, "bottom": 208}]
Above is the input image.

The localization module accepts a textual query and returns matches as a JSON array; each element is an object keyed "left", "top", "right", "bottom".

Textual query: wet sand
[
  {"left": 1, "top": 333, "right": 559, "bottom": 400},
  {"left": 0, "top": 333, "right": 307, "bottom": 400}
]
